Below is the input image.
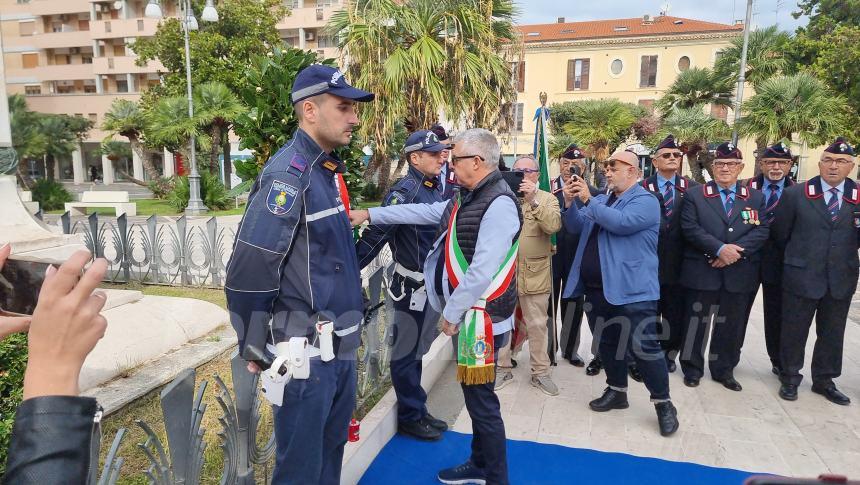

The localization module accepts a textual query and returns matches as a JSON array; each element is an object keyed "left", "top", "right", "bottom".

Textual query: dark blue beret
[
  {"left": 715, "top": 141, "right": 743, "bottom": 160},
  {"left": 562, "top": 144, "right": 584, "bottom": 159},
  {"left": 762, "top": 142, "right": 793, "bottom": 160},
  {"left": 655, "top": 134, "right": 680, "bottom": 151},
  {"left": 824, "top": 137, "right": 855, "bottom": 156}
]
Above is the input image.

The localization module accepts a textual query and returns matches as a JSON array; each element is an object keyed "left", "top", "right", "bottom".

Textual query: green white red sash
[{"left": 444, "top": 197, "right": 519, "bottom": 385}]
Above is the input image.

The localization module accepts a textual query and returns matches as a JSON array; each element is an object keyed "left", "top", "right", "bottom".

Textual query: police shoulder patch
[
  {"left": 385, "top": 190, "right": 407, "bottom": 206},
  {"left": 266, "top": 179, "right": 299, "bottom": 215}
]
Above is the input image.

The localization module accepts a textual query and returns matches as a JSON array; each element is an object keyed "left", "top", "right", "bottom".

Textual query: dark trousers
[
  {"left": 272, "top": 352, "right": 356, "bottom": 485},
  {"left": 779, "top": 289, "right": 849, "bottom": 387},
  {"left": 745, "top": 283, "right": 783, "bottom": 369},
  {"left": 680, "top": 289, "right": 753, "bottom": 381},
  {"left": 553, "top": 275, "right": 586, "bottom": 360},
  {"left": 452, "top": 331, "right": 510, "bottom": 485},
  {"left": 584, "top": 290, "right": 670, "bottom": 400},
  {"left": 390, "top": 276, "right": 440, "bottom": 422},
  {"left": 658, "top": 283, "right": 686, "bottom": 360}
]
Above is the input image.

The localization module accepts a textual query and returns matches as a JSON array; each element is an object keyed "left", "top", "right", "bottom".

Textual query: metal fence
[{"left": 55, "top": 212, "right": 398, "bottom": 484}]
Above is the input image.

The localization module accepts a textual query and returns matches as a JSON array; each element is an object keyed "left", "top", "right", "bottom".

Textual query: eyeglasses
[
  {"left": 451, "top": 154, "right": 485, "bottom": 165},
  {"left": 820, "top": 158, "right": 854, "bottom": 166},
  {"left": 713, "top": 161, "right": 742, "bottom": 169},
  {"left": 659, "top": 152, "right": 683, "bottom": 160},
  {"left": 513, "top": 168, "right": 539, "bottom": 174}
]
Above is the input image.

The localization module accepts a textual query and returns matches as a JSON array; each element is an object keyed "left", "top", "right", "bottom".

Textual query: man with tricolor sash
[
  {"left": 350, "top": 128, "right": 521, "bottom": 485},
  {"left": 772, "top": 137, "right": 858, "bottom": 406}
]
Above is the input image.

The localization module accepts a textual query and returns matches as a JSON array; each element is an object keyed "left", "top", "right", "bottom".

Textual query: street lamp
[
  {"left": 731, "top": 0, "right": 754, "bottom": 146},
  {"left": 145, "top": 0, "right": 216, "bottom": 216}
]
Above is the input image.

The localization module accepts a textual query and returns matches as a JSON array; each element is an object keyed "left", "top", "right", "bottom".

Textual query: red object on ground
[{"left": 348, "top": 418, "right": 360, "bottom": 442}]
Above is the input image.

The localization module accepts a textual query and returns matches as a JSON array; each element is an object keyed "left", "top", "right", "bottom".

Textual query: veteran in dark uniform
[
  {"left": 433, "top": 124, "right": 460, "bottom": 199},
  {"left": 772, "top": 138, "right": 858, "bottom": 405},
  {"left": 744, "top": 142, "right": 795, "bottom": 376},
  {"left": 356, "top": 130, "right": 450, "bottom": 440},
  {"left": 641, "top": 135, "right": 698, "bottom": 373},
  {"left": 224, "top": 65, "right": 373, "bottom": 484},
  {"left": 678, "top": 142, "right": 769, "bottom": 391}
]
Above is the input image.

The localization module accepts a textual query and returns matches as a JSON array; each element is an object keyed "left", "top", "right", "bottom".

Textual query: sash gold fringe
[{"left": 456, "top": 364, "right": 495, "bottom": 385}]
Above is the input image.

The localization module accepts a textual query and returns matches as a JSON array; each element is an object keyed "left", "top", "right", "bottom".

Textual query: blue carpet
[{"left": 360, "top": 431, "right": 758, "bottom": 484}]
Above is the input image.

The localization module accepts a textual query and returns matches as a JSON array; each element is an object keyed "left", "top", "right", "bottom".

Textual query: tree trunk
[
  {"left": 209, "top": 123, "right": 222, "bottom": 175},
  {"left": 127, "top": 135, "right": 161, "bottom": 181},
  {"left": 753, "top": 137, "right": 766, "bottom": 176},
  {"left": 686, "top": 145, "right": 706, "bottom": 183},
  {"left": 16, "top": 166, "right": 33, "bottom": 189},
  {"left": 45, "top": 154, "right": 55, "bottom": 181},
  {"left": 222, "top": 130, "right": 232, "bottom": 188},
  {"left": 366, "top": 152, "right": 391, "bottom": 197}
]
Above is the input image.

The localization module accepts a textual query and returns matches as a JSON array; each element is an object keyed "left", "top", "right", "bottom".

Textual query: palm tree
[
  {"left": 329, "top": 0, "right": 518, "bottom": 194},
  {"left": 8, "top": 95, "right": 46, "bottom": 188},
  {"left": 561, "top": 99, "right": 636, "bottom": 162},
  {"left": 38, "top": 115, "right": 77, "bottom": 181},
  {"left": 102, "top": 99, "right": 162, "bottom": 182},
  {"left": 145, "top": 96, "right": 207, "bottom": 171},
  {"left": 656, "top": 67, "right": 733, "bottom": 114},
  {"left": 738, "top": 72, "right": 850, "bottom": 152},
  {"left": 194, "top": 81, "right": 244, "bottom": 175},
  {"left": 714, "top": 26, "right": 792, "bottom": 89},
  {"left": 658, "top": 107, "right": 731, "bottom": 182}
]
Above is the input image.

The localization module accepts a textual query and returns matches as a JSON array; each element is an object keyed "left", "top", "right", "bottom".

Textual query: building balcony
[
  {"left": 277, "top": 4, "right": 342, "bottom": 30},
  {"left": 6, "top": 30, "right": 93, "bottom": 50},
  {"left": 23, "top": 92, "right": 142, "bottom": 141},
  {"left": 92, "top": 56, "right": 162, "bottom": 74},
  {"left": 0, "top": 0, "right": 92, "bottom": 17},
  {"left": 90, "top": 17, "right": 158, "bottom": 39},
  {"left": 7, "top": 63, "right": 95, "bottom": 82}
]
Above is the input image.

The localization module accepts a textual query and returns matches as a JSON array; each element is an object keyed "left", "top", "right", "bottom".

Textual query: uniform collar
[
  {"left": 705, "top": 180, "right": 748, "bottom": 199},
  {"left": 806, "top": 176, "right": 860, "bottom": 204},
  {"left": 294, "top": 128, "right": 346, "bottom": 174}
]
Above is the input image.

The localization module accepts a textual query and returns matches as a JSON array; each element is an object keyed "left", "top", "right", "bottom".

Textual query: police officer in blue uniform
[
  {"left": 224, "top": 64, "right": 374, "bottom": 485},
  {"left": 356, "top": 130, "right": 451, "bottom": 440}
]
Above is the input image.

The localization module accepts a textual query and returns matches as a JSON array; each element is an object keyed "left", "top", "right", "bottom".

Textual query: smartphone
[
  {"left": 570, "top": 165, "right": 582, "bottom": 179},
  {"left": 0, "top": 258, "right": 50, "bottom": 316},
  {"left": 501, "top": 171, "right": 525, "bottom": 197}
]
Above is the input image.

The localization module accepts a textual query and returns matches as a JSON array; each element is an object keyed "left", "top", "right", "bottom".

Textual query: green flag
[{"left": 533, "top": 106, "right": 555, "bottom": 244}]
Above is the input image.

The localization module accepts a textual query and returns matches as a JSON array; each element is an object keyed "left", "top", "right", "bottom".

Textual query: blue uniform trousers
[
  {"left": 389, "top": 274, "right": 440, "bottom": 423},
  {"left": 271, "top": 351, "right": 356, "bottom": 485},
  {"left": 452, "top": 331, "right": 510, "bottom": 485}
]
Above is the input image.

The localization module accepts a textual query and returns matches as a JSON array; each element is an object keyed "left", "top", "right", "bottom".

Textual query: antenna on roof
[{"left": 659, "top": 2, "right": 671, "bottom": 16}]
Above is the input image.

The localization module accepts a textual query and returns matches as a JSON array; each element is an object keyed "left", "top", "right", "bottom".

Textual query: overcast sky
[{"left": 516, "top": 0, "right": 809, "bottom": 32}]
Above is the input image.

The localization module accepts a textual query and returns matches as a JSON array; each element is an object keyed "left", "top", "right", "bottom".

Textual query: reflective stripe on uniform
[{"left": 305, "top": 204, "right": 345, "bottom": 222}]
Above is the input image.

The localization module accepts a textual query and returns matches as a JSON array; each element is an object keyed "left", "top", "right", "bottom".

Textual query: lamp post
[
  {"left": 146, "top": 0, "right": 218, "bottom": 216},
  {"left": 731, "top": 0, "right": 754, "bottom": 146}
]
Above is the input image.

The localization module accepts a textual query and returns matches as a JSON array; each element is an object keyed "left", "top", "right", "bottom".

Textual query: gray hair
[
  {"left": 454, "top": 128, "right": 500, "bottom": 169},
  {"left": 513, "top": 154, "right": 538, "bottom": 170}
]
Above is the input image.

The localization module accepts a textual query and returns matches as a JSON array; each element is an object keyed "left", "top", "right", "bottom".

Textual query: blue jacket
[
  {"left": 225, "top": 129, "right": 363, "bottom": 363},
  {"left": 561, "top": 183, "right": 660, "bottom": 305}
]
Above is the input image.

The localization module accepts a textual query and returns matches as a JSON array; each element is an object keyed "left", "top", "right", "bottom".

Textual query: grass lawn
[{"left": 47, "top": 198, "right": 247, "bottom": 217}]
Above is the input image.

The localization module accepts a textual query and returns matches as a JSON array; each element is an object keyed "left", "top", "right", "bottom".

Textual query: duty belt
[{"left": 394, "top": 262, "right": 424, "bottom": 283}]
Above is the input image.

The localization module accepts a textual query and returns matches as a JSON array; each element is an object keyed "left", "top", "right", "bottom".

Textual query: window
[
  {"left": 317, "top": 35, "right": 334, "bottom": 48},
  {"left": 22, "top": 53, "right": 39, "bottom": 69},
  {"left": 105, "top": 21, "right": 111, "bottom": 33},
  {"left": 510, "top": 61, "right": 525, "bottom": 92},
  {"left": 56, "top": 84, "right": 73, "bottom": 93},
  {"left": 610, "top": 58, "right": 623, "bottom": 76},
  {"left": 678, "top": 56, "right": 691, "bottom": 72},
  {"left": 18, "top": 21, "right": 35, "bottom": 37},
  {"left": 82, "top": 55, "right": 93, "bottom": 64},
  {"left": 88, "top": 113, "right": 98, "bottom": 123},
  {"left": 115, "top": 79, "right": 128, "bottom": 93},
  {"left": 51, "top": 22, "right": 63, "bottom": 33},
  {"left": 24, "top": 85, "right": 41, "bottom": 95},
  {"left": 710, "top": 104, "right": 728, "bottom": 121},
  {"left": 108, "top": 58, "right": 115, "bottom": 69},
  {"left": 640, "top": 55, "right": 658, "bottom": 87},
  {"left": 316, "top": 8, "right": 323, "bottom": 20},
  {"left": 287, "top": 0, "right": 300, "bottom": 8},
  {"left": 78, "top": 19, "right": 89, "bottom": 31},
  {"left": 566, "top": 58, "right": 589, "bottom": 91},
  {"left": 113, "top": 44, "right": 125, "bottom": 56},
  {"left": 84, "top": 84, "right": 96, "bottom": 93},
  {"left": 137, "top": 19, "right": 144, "bottom": 31}
]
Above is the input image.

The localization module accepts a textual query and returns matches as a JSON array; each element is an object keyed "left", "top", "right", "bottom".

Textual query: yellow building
[{"left": 504, "top": 15, "right": 828, "bottom": 180}]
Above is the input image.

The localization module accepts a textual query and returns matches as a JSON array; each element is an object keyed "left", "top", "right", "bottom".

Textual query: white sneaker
[
  {"left": 531, "top": 375, "right": 559, "bottom": 396},
  {"left": 495, "top": 371, "right": 514, "bottom": 391}
]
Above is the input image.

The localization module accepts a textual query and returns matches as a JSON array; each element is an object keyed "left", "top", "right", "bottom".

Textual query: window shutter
[
  {"left": 517, "top": 61, "right": 525, "bottom": 92},
  {"left": 566, "top": 59, "right": 575, "bottom": 91},
  {"left": 581, "top": 59, "right": 590, "bottom": 90}
]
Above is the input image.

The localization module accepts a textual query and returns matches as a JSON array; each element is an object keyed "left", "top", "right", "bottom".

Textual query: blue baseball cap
[
  {"left": 404, "top": 130, "right": 450, "bottom": 154},
  {"left": 291, "top": 65, "right": 375, "bottom": 104}
]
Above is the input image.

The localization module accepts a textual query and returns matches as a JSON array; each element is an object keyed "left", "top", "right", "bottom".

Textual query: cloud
[{"left": 516, "top": 0, "right": 807, "bottom": 32}]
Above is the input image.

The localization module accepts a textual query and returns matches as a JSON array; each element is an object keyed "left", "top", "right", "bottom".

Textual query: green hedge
[
  {"left": 30, "top": 179, "right": 73, "bottom": 211},
  {"left": 0, "top": 334, "right": 28, "bottom": 475}
]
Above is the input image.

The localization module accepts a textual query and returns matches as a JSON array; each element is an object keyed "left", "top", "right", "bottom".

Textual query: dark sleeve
[
  {"left": 681, "top": 194, "right": 724, "bottom": 256},
  {"left": 4, "top": 396, "right": 100, "bottom": 484},
  {"left": 225, "top": 168, "right": 305, "bottom": 362},
  {"left": 770, "top": 187, "right": 797, "bottom": 251},
  {"left": 734, "top": 195, "right": 771, "bottom": 253}
]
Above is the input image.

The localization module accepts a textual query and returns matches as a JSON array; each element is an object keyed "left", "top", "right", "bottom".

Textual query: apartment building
[{"left": 0, "top": 0, "right": 346, "bottom": 185}]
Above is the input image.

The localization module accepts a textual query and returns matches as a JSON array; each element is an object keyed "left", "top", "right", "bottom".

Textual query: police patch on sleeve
[
  {"left": 385, "top": 191, "right": 406, "bottom": 206},
  {"left": 267, "top": 179, "right": 299, "bottom": 215}
]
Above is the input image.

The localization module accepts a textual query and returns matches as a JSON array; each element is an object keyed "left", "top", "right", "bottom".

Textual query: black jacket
[
  {"left": 771, "top": 176, "right": 860, "bottom": 300},
  {"left": 680, "top": 181, "right": 770, "bottom": 293},
  {"left": 3, "top": 396, "right": 101, "bottom": 484},
  {"left": 746, "top": 174, "right": 795, "bottom": 286},
  {"left": 642, "top": 174, "right": 698, "bottom": 286},
  {"left": 551, "top": 177, "right": 601, "bottom": 283}
]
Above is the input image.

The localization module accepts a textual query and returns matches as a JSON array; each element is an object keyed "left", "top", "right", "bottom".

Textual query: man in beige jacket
[{"left": 496, "top": 155, "right": 562, "bottom": 396}]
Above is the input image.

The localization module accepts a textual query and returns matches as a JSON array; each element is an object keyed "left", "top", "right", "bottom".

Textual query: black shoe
[
  {"left": 398, "top": 419, "right": 442, "bottom": 441},
  {"left": 567, "top": 355, "right": 585, "bottom": 367},
  {"left": 589, "top": 387, "right": 629, "bottom": 412},
  {"left": 666, "top": 359, "right": 677, "bottom": 373},
  {"left": 655, "top": 401, "right": 679, "bottom": 437},
  {"left": 511, "top": 358, "right": 518, "bottom": 369},
  {"left": 683, "top": 377, "right": 700, "bottom": 388},
  {"left": 628, "top": 363, "right": 644, "bottom": 382},
  {"left": 771, "top": 365, "right": 781, "bottom": 376},
  {"left": 779, "top": 383, "right": 798, "bottom": 401},
  {"left": 437, "top": 460, "right": 486, "bottom": 485},
  {"left": 714, "top": 376, "right": 743, "bottom": 392},
  {"left": 811, "top": 384, "right": 851, "bottom": 406},
  {"left": 586, "top": 358, "right": 602, "bottom": 376},
  {"left": 422, "top": 413, "right": 449, "bottom": 432}
]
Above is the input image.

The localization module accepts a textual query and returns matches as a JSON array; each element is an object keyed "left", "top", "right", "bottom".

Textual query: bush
[
  {"left": 148, "top": 176, "right": 175, "bottom": 199},
  {"left": 361, "top": 182, "right": 380, "bottom": 201},
  {"left": 30, "top": 178, "right": 73, "bottom": 211},
  {"left": 167, "top": 171, "right": 231, "bottom": 212},
  {"left": 0, "top": 333, "right": 28, "bottom": 475}
]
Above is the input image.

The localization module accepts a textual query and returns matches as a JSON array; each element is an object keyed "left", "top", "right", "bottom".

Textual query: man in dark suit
[
  {"left": 772, "top": 138, "right": 858, "bottom": 405},
  {"left": 641, "top": 135, "right": 698, "bottom": 373},
  {"left": 679, "top": 142, "right": 769, "bottom": 391},
  {"left": 744, "top": 142, "right": 795, "bottom": 376}
]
